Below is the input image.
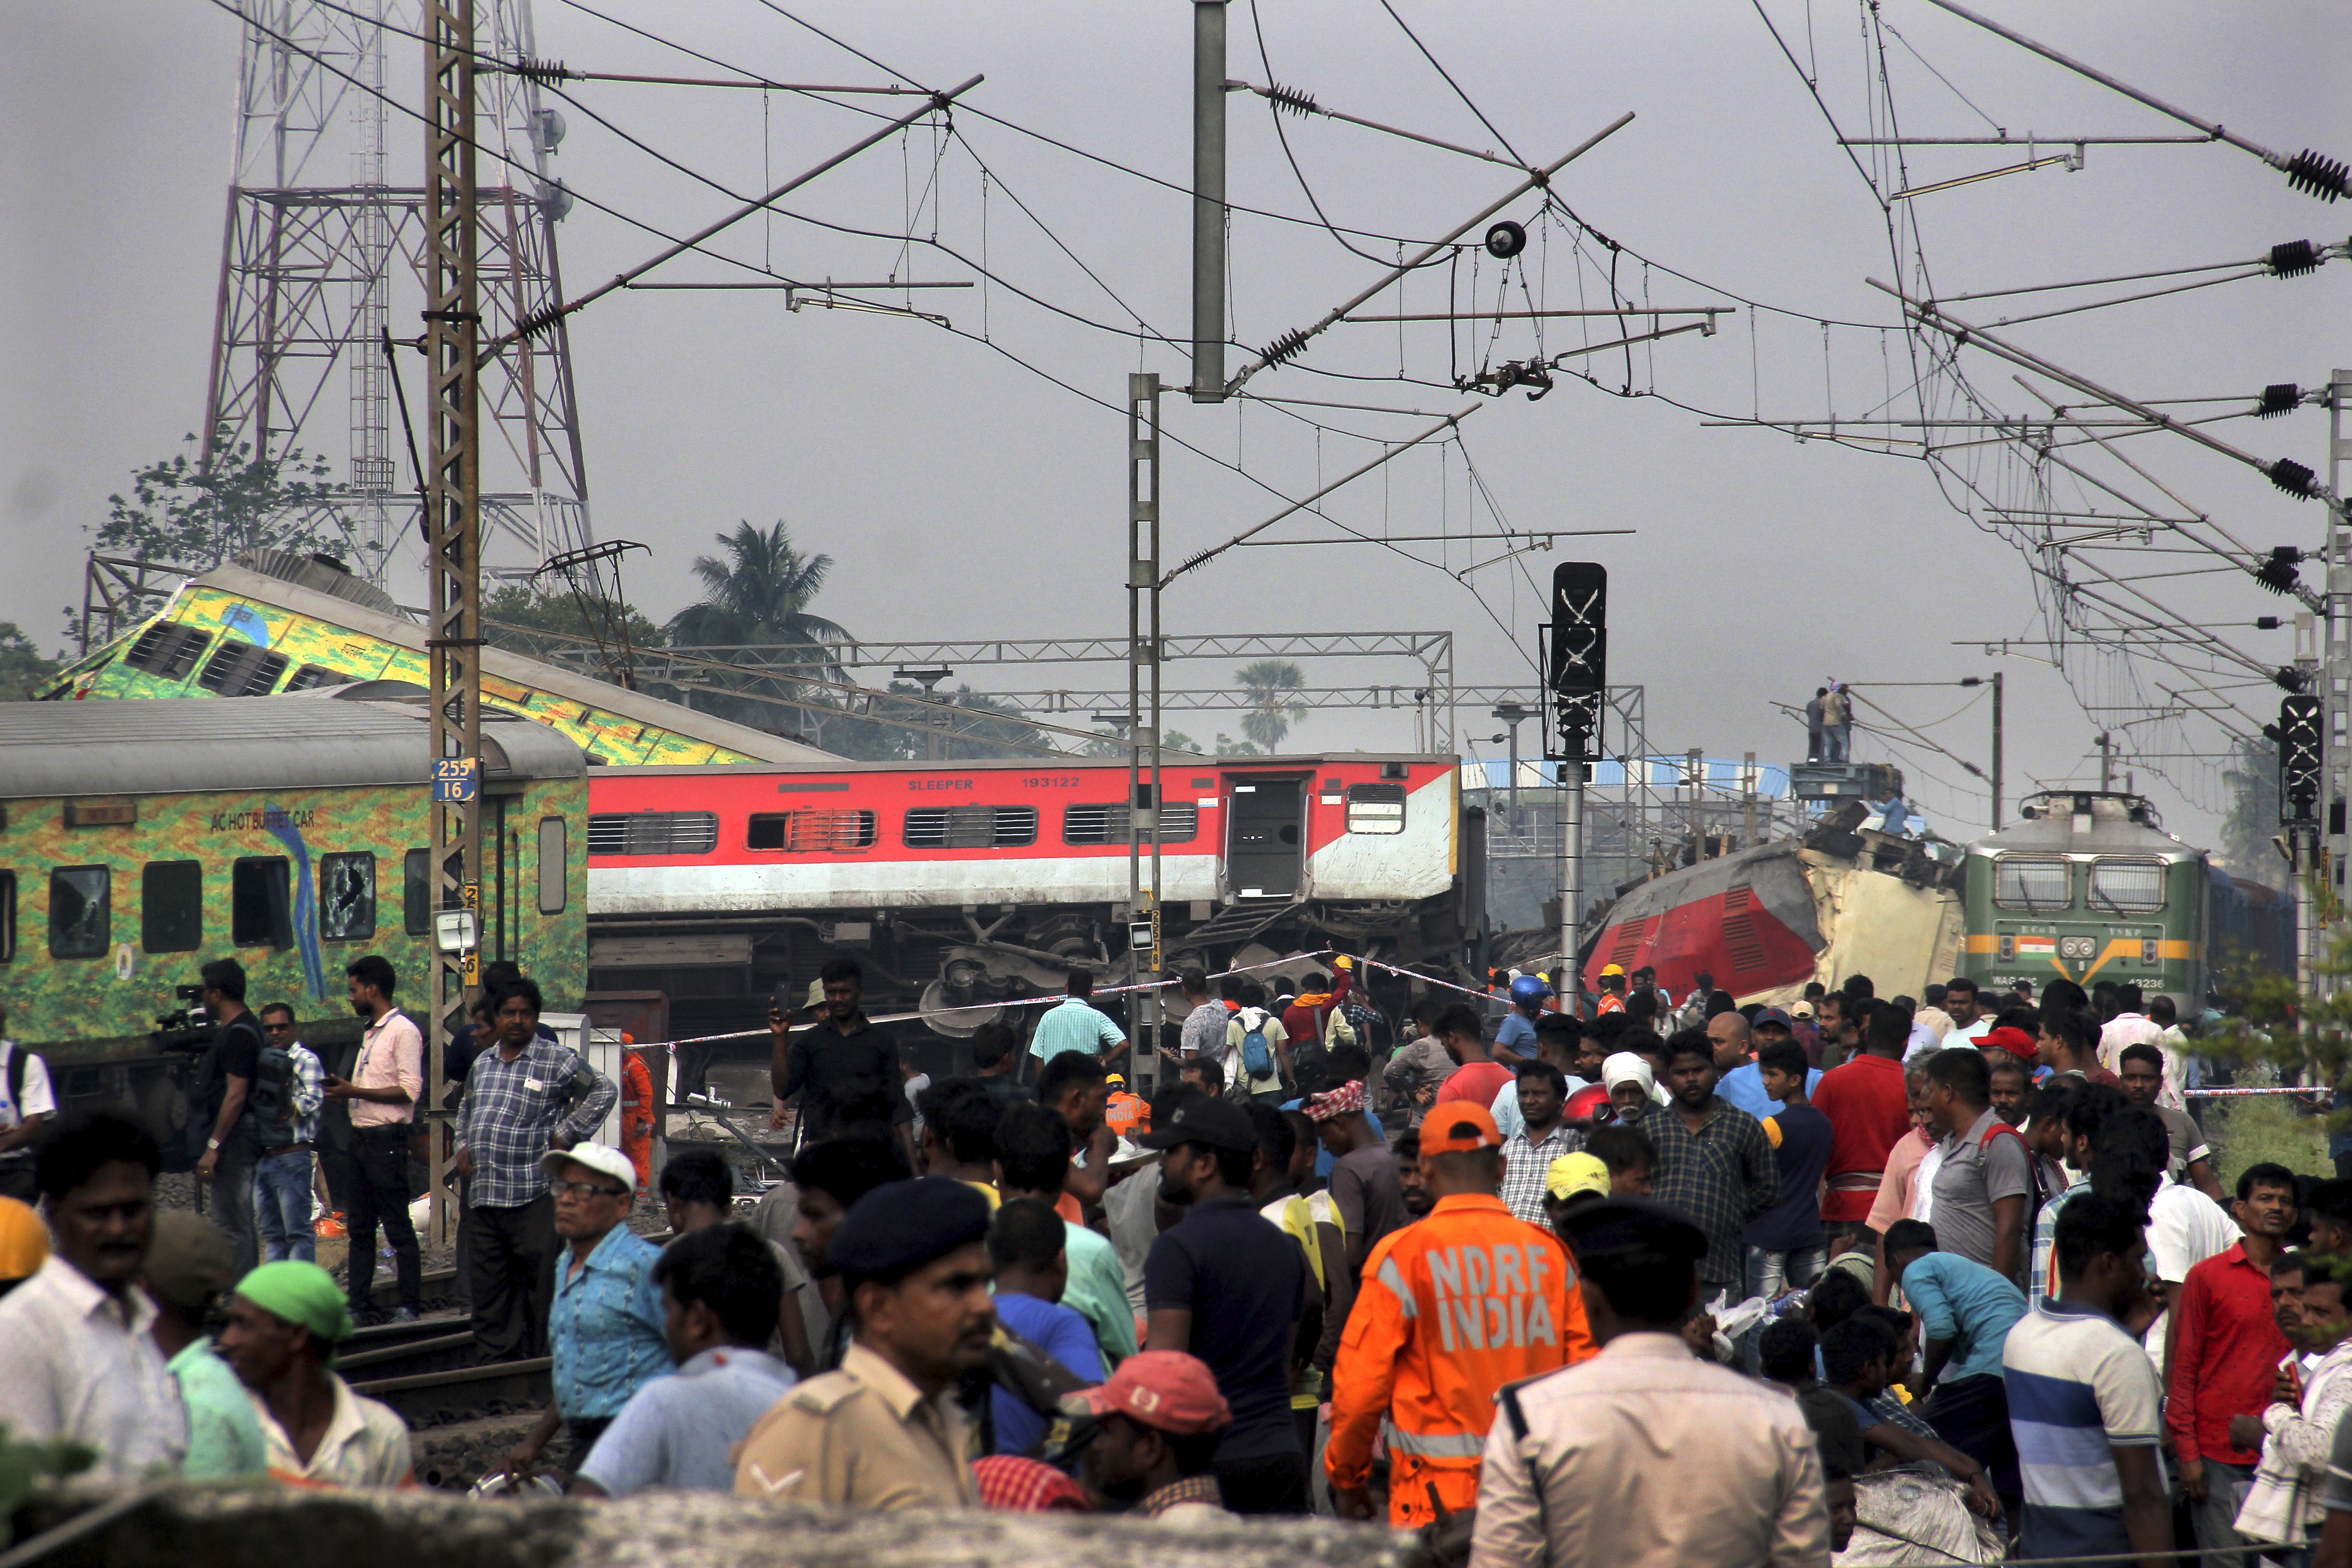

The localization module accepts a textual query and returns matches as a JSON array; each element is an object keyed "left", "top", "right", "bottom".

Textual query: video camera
[{"left": 152, "top": 984, "right": 217, "bottom": 1052}]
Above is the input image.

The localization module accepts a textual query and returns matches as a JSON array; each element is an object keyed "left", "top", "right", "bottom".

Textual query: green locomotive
[
  {"left": 0, "top": 692, "right": 587, "bottom": 1149},
  {"left": 1957, "top": 789, "right": 2293, "bottom": 1009}
]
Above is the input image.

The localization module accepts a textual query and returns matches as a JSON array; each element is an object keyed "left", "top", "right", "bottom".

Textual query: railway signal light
[
  {"left": 1544, "top": 562, "right": 1607, "bottom": 766},
  {"left": 2279, "top": 693, "right": 2323, "bottom": 821}
]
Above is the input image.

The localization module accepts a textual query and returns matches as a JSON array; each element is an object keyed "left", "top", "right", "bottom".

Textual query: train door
[{"left": 1225, "top": 774, "right": 1307, "bottom": 899}]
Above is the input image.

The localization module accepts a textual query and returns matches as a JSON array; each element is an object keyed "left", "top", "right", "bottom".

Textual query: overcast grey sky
[{"left": 4, "top": 1, "right": 2345, "bottom": 859}]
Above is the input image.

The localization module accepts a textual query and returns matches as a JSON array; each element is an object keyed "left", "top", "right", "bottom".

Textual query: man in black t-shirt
[
  {"left": 1138, "top": 1098, "right": 1308, "bottom": 1514},
  {"left": 194, "top": 957, "right": 267, "bottom": 1270},
  {"left": 768, "top": 959, "right": 916, "bottom": 1168}
]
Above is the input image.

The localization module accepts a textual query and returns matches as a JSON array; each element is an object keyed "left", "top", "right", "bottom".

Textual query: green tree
[
  {"left": 821, "top": 682, "right": 1052, "bottom": 761},
  {"left": 663, "top": 521, "right": 851, "bottom": 729},
  {"left": 1236, "top": 659, "right": 1308, "bottom": 750},
  {"left": 1163, "top": 729, "right": 1201, "bottom": 755},
  {"left": 0, "top": 624, "right": 60, "bottom": 701},
  {"left": 484, "top": 579, "right": 666, "bottom": 687},
  {"left": 93, "top": 426, "right": 335, "bottom": 571}
]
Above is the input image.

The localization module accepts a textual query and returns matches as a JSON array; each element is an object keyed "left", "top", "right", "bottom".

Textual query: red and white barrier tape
[
  {"left": 2181, "top": 1086, "right": 2333, "bottom": 1100},
  {"left": 649, "top": 947, "right": 1515, "bottom": 1052}
]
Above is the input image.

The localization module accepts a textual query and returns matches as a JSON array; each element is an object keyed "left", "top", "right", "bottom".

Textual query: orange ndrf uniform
[{"left": 1324, "top": 1191, "right": 1596, "bottom": 1526}]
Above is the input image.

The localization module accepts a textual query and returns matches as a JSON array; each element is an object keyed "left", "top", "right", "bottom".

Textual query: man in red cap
[
  {"left": 1326, "top": 1100, "right": 1595, "bottom": 1528},
  {"left": 1068, "top": 1350, "right": 1234, "bottom": 1523}
]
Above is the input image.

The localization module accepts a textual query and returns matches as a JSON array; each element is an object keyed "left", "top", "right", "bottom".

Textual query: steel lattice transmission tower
[{"left": 204, "top": 0, "right": 593, "bottom": 586}]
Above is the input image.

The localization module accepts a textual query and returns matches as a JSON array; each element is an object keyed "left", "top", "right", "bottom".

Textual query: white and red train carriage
[{"left": 581, "top": 754, "right": 1482, "bottom": 1054}]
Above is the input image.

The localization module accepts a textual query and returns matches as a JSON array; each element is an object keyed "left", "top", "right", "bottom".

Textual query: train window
[
  {"left": 282, "top": 663, "right": 352, "bottom": 693},
  {"left": 1344, "top": 783, "right": 1407, "bottom": 835},
  {"left": 49, "top": 866, "right": 110, "bottom": 959},
  {"left": 1993, "top": 855, "right": 2073, "bottom": 912},
  {"left": 904, "top": 805, "right": 1040, "bottom": 849},
  {"left": 538, "top": 818, "right": 567, "bottom": 914},
  {"left": 195, "top": 641, "right": 292, "bottom": 698},
  {"left": 318, "top": 852, "right": 376, "bottom": 940},
  {"left": 231, "top": 858, "right": 295, "bottom": 949},
  {"left": 2088, "top": 858, "right": 2167, "bottom": 916},
  {"left": 587, "top": 812, "right": 720, "bottom": 856},
  {"left": 749, "top": 809, "right": 879, "bottom": 852},
  {"left": 122, "top": 622, "right": 211, "bottom": 681},
  {"left": 404, "top": 848, "right": 431, "bottom": 936},
  {"left": 0, "top": 872, "right": 15, "bottom": 962},
  {"left": 141, "top": 861, "right": 203, "bottom": 952},
  {"left": 1061, "top": 803, "right": 1200, "bottom": 845}
]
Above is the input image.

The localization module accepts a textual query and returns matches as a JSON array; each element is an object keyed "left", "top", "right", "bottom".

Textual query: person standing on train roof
[
  {"left": 1026, "top": 968, "right": 1130, "bottom": 1080},
  {"left": 769, "top": 957, "right": 920, "bottom": 1171}
]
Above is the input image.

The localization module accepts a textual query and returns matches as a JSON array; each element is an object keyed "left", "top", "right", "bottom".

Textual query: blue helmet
[{"left": 1509, "top": 975, "right": 1553, "bottom": 1006}]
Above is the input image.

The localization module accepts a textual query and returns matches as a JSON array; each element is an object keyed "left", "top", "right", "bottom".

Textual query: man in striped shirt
[{"left": 2004, "top": 1192, "right": 2170, "bottom": 1567}]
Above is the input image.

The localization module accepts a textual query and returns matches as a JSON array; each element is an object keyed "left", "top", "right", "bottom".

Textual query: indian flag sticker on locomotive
[{"left": 2014, "top": 935, "right": 2057, "bottom": 957}]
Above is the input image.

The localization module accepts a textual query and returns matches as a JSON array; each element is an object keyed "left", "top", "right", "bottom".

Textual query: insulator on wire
[
  {"left": 2258, "top": 384, "right": 2303, "bottom": 418},
  {"left": 2284, "top": 150, "right": 2351, "bottom": 202},
  {"left": 1266, "top": 83, "right": 1319, "bottom": 117},
  {"left": 2256, "top": 547, "right": 2303, "bottom": 594},
  {"left": 2267, "top": 458, "right": 2320, "bottom": 499},
  {"left": 2268, "top": 239, "right": 2321, "bottom": 277},
  {"left": 1260, "top": 328, "right": 1312, "bottom": 368},
  {"left": 512, "top": 55, "right": 571, "bottom": 84},
  {"left": 2276, "top": 666, "right": 2312, "bottom": 692}
]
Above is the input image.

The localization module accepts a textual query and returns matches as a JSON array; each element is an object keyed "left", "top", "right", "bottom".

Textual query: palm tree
[
  {"left": 663, "top": 520, "right": 851, "bottom": 725},
  {"left": 1236, "top": 659, "right": 1308, "bottom": 750}
]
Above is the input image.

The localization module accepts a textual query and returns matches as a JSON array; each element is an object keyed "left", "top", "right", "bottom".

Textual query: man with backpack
[
  {"left": 326, "top": 955, "right": 424, "bottom": 1321},
  {"left": 1922, "top": 1047, "right": 2034, "bottom": 1286},
  {"left": 1228, "top": 982, "right": 1292, "bottom": 1105},
  {"left": 250, "top": 1003, "right": 324, "bottom": 1264},
  {"left": 0, "top": 1002, "right": 56, "bottom": 1202},
  {"left": 193, "top": 959, "right": 270, "bottom": 1270}
]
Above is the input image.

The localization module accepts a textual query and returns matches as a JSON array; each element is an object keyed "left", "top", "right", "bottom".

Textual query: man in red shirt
[
  {"left": 2168, "top": 1162, "right": 2299, "bottom": 1563},
  {"left": 1432, "top": 1005, "right": 1512, "bottom": 1110},
  {"left": 1809, "top": 1001, "right": 1912, "bottom": 1253}
]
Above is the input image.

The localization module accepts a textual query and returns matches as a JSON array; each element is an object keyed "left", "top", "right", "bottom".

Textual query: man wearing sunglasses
[
  {"left": 495, "top": 1143, "right": 668, "bottom": 1481},
  {"left": 251, "top": 1004, "right": 324, "bottom": 1265}
]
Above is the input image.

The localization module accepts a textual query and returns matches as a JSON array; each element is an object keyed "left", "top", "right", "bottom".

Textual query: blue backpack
[{"left": 1240, "top": 1015, "right": 1273, "bottom": 1078}]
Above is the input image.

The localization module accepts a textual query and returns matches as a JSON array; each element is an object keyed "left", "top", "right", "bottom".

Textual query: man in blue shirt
[
  {"left": 1027, "top": 969, "right": 1128, "bottom": 1078},
  {"left": 1494, "top": 975, "right": 1550, "bottom": 1064},
  {"left": 574, "top": 1223, "right": 797, "bottom": 1495},
  {"left": 1716, "top": 1011, "right": 1822, "bottom": 1118},
  {"left": 986, "top": 1196, "right": 1104, "bottom": 1455},
  {"left": 498, "top": 1143, "right": 669, "bottom": 1479},
  {"left": 1887, "top": 1216, "right": 2029, "bottom": 1517},
  {"left": 1743, "top": 1039, "right": 1833, "bottom": 1370}
]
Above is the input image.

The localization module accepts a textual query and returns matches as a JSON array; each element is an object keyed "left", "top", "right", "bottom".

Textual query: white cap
[{"left": 539, "top": 1142, "right": 637, "bottom": 1194}]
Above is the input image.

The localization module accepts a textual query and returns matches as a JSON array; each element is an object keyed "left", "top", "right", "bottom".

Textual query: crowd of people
[{"left": 6, "top": 949, "right": 2352, "bottom": 1568}]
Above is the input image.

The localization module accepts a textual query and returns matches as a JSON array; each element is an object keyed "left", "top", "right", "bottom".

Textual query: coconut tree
[
  {"left": 663, "top": 520, "right": 851, "bottom": 725},
  {"left": 1236, "top": 658, "right": 1308, "bottom": 750}
]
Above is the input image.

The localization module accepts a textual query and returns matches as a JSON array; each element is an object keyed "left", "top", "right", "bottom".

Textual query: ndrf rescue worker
[{"left": 1324, "top": 1101, "right": 1595, "bottom": 1526}]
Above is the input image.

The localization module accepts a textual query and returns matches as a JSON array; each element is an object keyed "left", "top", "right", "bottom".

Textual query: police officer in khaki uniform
[{"left": 734, "top": 1176, "right": 994, "bottom": 1509}]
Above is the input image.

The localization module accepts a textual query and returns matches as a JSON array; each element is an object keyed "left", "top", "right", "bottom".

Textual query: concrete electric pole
[
  {"left": 1126, "top": 374, "right": 1165, "bottom": 1090},
  {"left": 1190, "top": 1, "right": 1226, "bottom": 403}
]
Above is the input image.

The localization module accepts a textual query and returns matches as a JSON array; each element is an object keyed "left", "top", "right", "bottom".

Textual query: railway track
[{"left": 341, "top": 1310, "right": 552, "bottom": 1430}]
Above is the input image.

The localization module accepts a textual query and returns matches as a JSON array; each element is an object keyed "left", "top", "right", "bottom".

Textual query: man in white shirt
[
  {"left": 0, "top": 1004, "right": 57, "bottom": 1202},
  {"left": 0, "top": 1112, "right": 187, "bottom": 1474},
  {"left": 1943, "top": 977, "right": 1994, "bottom": 1045},
  {"left": 2100, "top": 985, "right": 2182, "bottom": 1106}
]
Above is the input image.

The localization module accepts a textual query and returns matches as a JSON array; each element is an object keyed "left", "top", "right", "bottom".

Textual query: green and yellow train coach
[
  {"left": 1956, "top": 789, "right": 2294, "bottom": 1010},
  {"left": 0, "top": 692, "right": 588, "bottom": 1143}
]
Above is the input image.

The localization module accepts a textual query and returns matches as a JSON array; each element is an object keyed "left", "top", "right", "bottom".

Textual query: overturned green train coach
[{"left": 0, "top": 693, "right": 587, "bottom": 1140}]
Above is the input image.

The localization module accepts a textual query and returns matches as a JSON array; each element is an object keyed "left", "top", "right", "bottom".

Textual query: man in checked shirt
[{"left": 456, "top": 976, "right": 616, "bottom": 1361}]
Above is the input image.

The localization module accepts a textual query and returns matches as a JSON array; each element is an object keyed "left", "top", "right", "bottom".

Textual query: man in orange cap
[{"left": 1325, "top": 1101, "right": 1595, "bottom": 1527}]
